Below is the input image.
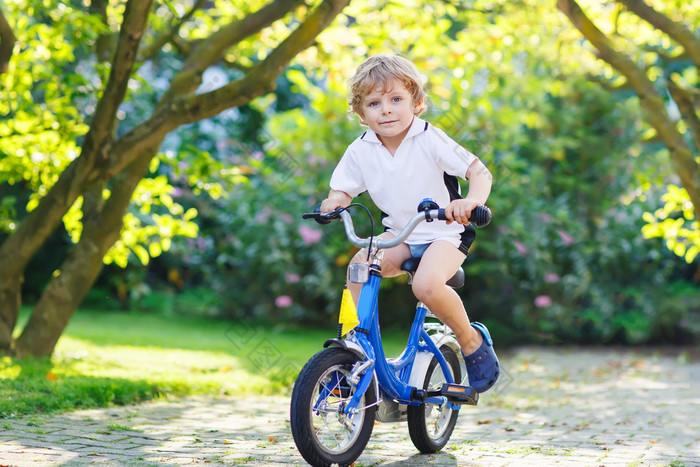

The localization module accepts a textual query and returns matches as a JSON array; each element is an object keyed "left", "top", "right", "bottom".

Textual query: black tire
[
  {"left": 290, "top": 348, "right": 376, "bottom": 467},
  {"left": 407, "top": 345, "right": 461, "bottom": 453}
]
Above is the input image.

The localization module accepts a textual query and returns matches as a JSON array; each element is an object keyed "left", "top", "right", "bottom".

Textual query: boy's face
[{"left": 360, "top": 80, "right": 421, "bottom": 146}]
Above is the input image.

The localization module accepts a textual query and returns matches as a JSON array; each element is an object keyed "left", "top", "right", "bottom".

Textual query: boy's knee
[{"left": 412, "top": 276, "right": 440, "bottom": 303}]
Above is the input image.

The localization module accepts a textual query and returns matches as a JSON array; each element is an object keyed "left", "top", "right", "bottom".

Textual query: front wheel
[
  {"left": 290, "top": 348, "right": 376, "bottom": 467},
  {"left": 407, "top": 345, "right": 461, "bottom": 453}
]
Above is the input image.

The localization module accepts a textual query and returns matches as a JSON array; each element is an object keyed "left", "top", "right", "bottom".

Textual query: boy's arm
[
  {"left": 464, "top": 159, "right": 492, "bottom": 205},
  {"left": 320, "top": 189, "right": 352, "bottom": 213},
  {"left": 445, "top": 159, "right": 493, "bottom": 225}
]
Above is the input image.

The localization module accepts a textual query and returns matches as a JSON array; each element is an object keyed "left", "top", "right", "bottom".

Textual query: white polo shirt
[{"left": 330, "top": 117, "right": 478, "bottom": 246}]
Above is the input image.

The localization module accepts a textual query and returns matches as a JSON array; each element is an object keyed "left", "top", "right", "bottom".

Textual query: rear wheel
[
  {"left": 407, "top": 345, "right": 461, "bottom": 453},
  {"left": 290, "top": 348, "right": 376, "bottom": 467}
]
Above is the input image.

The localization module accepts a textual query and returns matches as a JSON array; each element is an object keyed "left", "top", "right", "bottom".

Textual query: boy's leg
[
  {"left": 411, "top": 240, "right": 483, "bottom": 354},
  {"left": 346, "top": 232, "right": 410, "bottom": 307},
  {"left": 413, "top": 240, "right": 499, "bottom": 392}
]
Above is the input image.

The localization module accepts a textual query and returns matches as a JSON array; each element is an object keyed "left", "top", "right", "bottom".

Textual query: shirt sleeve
[
  {"left": 329, "top": 147, "right": 366, "bottom": 198},
  {"left": 428, "top": 125, "right": 478, "bottom": 178}
]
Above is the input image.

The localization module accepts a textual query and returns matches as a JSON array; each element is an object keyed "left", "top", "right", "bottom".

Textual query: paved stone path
[{"left": 1, "top": 347, "right": 699, "bottom": 466}]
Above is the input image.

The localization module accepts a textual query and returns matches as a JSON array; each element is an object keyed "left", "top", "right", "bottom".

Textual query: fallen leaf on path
[
  {"left": 268, "top": 436, "right": 278, "bottom": 443},
  {"left": 477, "top": 420, "right": 492, "bottom": 425}
]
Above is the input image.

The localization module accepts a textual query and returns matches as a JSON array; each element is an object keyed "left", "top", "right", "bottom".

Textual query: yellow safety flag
[{"left": 338, "top": 287, "right": 359, "bottom": 336}]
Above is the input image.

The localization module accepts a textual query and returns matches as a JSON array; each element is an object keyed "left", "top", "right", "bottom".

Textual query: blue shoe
[{"left": 462, "top": 322, "right": 500, "bottom": 393}]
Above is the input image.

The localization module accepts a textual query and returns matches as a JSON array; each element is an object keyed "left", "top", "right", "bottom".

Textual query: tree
[
  {"left": 0, "top": 0, "right": 350, "bottom": 357},
  {"left": 557, "top": 0, "right": 700, "bottom": 261},
  {"left": 0, "top": 5, "right": 16, "bottom": 74}
]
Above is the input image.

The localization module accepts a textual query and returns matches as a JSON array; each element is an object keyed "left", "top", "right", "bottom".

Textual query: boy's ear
[{"left": 413, "top": 97, "right": 424, "bottom": 114}]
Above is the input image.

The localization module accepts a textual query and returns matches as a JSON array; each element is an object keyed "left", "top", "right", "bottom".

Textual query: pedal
[{"left": 440, "top": 383, "right": 479, "bottom": 405}]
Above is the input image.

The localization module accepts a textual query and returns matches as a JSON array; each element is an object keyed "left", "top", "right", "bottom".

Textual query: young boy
[{"left": 320, "top": 54, "right": 499, "bottom": 393}]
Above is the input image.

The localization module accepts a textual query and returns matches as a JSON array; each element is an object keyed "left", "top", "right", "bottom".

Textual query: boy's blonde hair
[{"left": 347, "top": 54, "right": 427, "bottom": 120}]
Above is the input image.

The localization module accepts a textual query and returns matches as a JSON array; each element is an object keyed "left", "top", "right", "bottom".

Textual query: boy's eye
[
  {"left": 392, "top": 97, "right": 402, "bottom": 103},
  {"left": 368, "top": 101, "right": 379, "bottom": 107}
]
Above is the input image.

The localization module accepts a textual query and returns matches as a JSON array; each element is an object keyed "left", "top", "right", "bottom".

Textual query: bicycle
[{"left": 290, "top": 199, "right": 492, "bottom": 467}]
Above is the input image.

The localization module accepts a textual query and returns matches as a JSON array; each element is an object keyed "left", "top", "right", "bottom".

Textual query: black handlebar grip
[
  {"left": 469, "top": 205, "right": 492, "bottom": 227},
  {"left": 313, "top": 204, "right": 332, "bottom": 225},
  {"left": 436, "top": 205, "right": 491, "bottom": 227},
  {"left": 302, "top": 204, "right": 343, "bottom": 225}
]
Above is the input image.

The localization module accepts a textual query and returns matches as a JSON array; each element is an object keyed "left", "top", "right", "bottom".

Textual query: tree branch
[
  {"left": 0, "top": 6, "right": 17, "bottom": 74},
  {"left": 165, "top": 0, "right": 304, "bottom": 100},
  {"left": 191, "top": 0, "right": 351, "bottom": 117},
  {"left": 586, "top": 73, "right": 631, "bottom": 92},
  {"left": 557, "top": 0, "right": 700, "bottom": 220},
  {"left": 618, "top": 0, "right": 700, "bottom": 69},
  {"left": 89, "top": 0, "right": 112, "bottom": 62},
  {"left": 137, "top": 0, "right": 207, "bottom": 62},
  {"left": 82, "top": 0, "right": 153, "bottom": 186},
  {"left": 668, "top": 78, "right": 700, "bottom": 153},
  {"left": 107, "top": 0, "right": 350, "bottom": 177}
]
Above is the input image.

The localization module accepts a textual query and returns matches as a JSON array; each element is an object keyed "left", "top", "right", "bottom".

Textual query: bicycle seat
[{"left": 400, "top": 257, "right": 465, "bottom": 289}]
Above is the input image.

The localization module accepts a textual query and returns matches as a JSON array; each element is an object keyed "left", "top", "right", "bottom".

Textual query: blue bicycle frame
[{"left": 341, "top": 268, "right": 460, "bottom": 415}]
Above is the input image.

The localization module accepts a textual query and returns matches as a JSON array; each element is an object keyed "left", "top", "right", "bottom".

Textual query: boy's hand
[
  {"left": 445, "top": 198, "right": 480, "bottom": 225},
  {"left": 320, "top": 190, "right": 352, "bottom": 213}
]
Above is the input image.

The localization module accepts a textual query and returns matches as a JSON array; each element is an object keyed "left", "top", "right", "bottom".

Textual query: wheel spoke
[{"left": 309, "top": 364, "right": 366, "bottom": 454}]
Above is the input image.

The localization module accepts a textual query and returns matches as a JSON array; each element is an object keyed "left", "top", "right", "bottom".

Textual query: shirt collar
[{"left": 360, "top": 117, "right": 428, "bottom": 144}]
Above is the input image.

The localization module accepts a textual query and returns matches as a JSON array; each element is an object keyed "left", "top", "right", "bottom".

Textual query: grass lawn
[{"left": 1, "top": 309, "right": 407, "bottom": 418}]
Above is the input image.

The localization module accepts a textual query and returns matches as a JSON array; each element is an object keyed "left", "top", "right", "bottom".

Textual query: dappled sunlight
[{"left": 53, "top": 337, "right": 278, "bottom": 396}]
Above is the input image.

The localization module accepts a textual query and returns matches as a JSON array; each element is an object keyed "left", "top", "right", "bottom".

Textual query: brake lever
[{"left": 302, "top": 205, "right": 344, "bottom": 225}]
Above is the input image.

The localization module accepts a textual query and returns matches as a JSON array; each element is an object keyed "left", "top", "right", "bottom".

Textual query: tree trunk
[
  {"left": 14, "top": 153, "right": 156, "bottom": 357},
  {"left": 0, "top": 6, "right": 16, "bottom": 74},
  {"left": 0, "top": 157, "right": 97, "bottom": 352},
  {"left": 0, "top": 276, "right": 20, "bottom": 351}
]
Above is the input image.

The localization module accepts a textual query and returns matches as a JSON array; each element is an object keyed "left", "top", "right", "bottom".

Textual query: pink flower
[
  {"left": 534, "top": 295, "right": 552, "bottom": 308},
  {"left": 299, "top": 225, "right": 322, "bottom": 245},
  {"left": 285, "top": 273, "right": 300, "bottom": 283},
  {"left": 308, "top": 154, "right": 328, "bottom": 167},
  {"left": 513, "top": 241, "right": 529, "bottom": 256},
  {"left": 544, "top": 272, "right": 560, "bottom": 283},
  {"left": 557, "top": 230, "right": 575, "bottom": 246},
  {"left": 255, "top": 206, "right": 271, "bottom": 223},
  {"left": 275, "top": 295, "right": 293, "bottom": 307},
  {"left": 279, "top": 213, "right": 294, "bottom": 224},
  {"left": 540, "top": 213, "right": 552, "bottom": 223}
]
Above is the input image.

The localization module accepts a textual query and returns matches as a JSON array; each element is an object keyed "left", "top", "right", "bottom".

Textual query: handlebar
[{"left": 302, "top": 204, "right": 491, "bottom": 250}]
